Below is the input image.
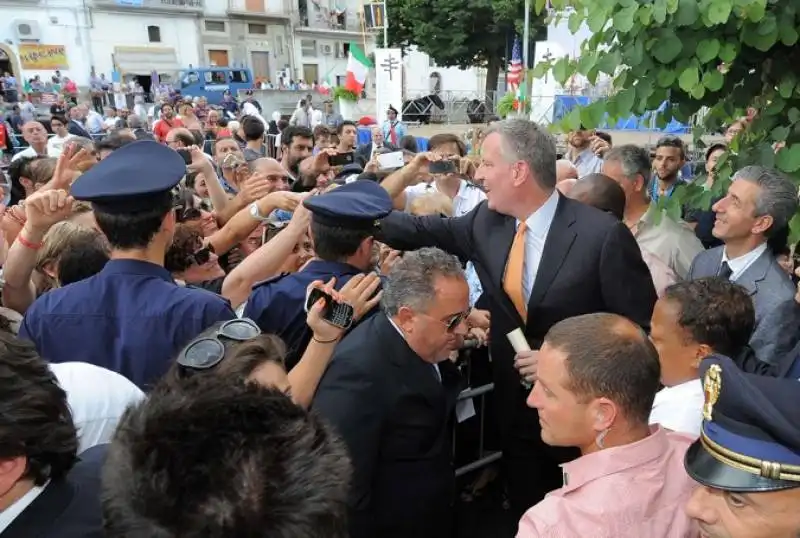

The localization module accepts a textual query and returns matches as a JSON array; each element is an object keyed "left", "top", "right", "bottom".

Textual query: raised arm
[{"left": 377, "top": 204, "right": 479, "bottom": 262}]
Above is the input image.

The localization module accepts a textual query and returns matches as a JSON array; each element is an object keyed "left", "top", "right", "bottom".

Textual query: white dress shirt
[
  {"left": 722, "top": 243, "right": 768, "bottom": 281},
  {"left": 0, "top": 481, "right": 49, "bottom": 533},
  {"left": 517, "top": 189, "right": 560, "bottom": 303},
  {"left": 649, "top": 379, "right": 704, "bottom": 437},
  {"left": 50, "top": 362, "right": 145, "bottom": 454}
]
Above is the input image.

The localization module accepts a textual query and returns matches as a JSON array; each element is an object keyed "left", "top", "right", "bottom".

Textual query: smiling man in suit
[
  {"left": 686, "top": 165, "right": 800, "bottom": 366},
  {"left": 312, "top": 247, "right": 467, "bottom": 538},
  {"left": 376, "top": 118, "right": 657, "bottom": 520}
]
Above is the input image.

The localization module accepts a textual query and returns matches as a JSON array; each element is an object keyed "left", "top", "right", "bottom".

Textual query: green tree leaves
[{"left": 532, "top": 0, "right": 800, "bottom": 243}]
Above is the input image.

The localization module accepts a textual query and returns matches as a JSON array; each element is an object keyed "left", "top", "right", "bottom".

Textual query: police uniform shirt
[
  {"left": 18, "top": 141, "right": 237, "bottom": 389},
  {"left": 403, "top": 179, "right": 486, "bottom": 217},
  {"left": 244, "top": 180, "right": 392, "bottom": 369},
  {"left": 244, "top": 261, "right": 366, "bottom": 370}
]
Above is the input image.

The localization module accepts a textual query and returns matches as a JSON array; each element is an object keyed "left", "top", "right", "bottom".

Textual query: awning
[{"left": 114, "top": 47, "right": 180, "bottom": 76}]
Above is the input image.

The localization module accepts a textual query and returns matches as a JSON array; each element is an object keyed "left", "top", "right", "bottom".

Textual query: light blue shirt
[{"left": 382, "top": 120, "right": 407, "bottom": 143}]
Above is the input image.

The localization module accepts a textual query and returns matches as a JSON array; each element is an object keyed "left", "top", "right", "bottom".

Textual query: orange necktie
[{"left": 504, "top": 223, "right": 528, "bottom": 322}]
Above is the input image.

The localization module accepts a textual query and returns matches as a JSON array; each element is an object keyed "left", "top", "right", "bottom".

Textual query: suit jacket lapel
[
  {"left": 381, "top": 314, "right": 448, "bottom": 406},
  {"left": 734, "top": 250, "right": 770, "bottom": 296},
  {"left": 527, "top": 196, "right": 577, "bottom": 313}
]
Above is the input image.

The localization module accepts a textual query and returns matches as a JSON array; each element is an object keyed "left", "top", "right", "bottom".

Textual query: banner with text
[
  {"left": 374, "top": 48, "right": 402, "bottom": 126},
  {"left": 19, "top": 44, "right": 69, "bottom": 70}
]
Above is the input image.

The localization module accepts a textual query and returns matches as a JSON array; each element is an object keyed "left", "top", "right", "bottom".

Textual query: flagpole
[{"left": 520, "top": 0, "right": 530, "bottom": 118}]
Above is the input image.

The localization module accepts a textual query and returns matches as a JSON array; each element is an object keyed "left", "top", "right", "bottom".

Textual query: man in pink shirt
[{"left": 517, "top": 313, "right": 697, "bottom": 538}]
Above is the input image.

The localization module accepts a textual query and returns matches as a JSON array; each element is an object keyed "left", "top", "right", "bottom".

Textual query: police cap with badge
[
  {"left": 685, "top": 355, "right": 800, "bottom": 492},
  {"left": 71, "top": 140, "right": 186, "bottom": 213},
  {"left": 303, "top": 179, "right": 392, "bottom": 232}
]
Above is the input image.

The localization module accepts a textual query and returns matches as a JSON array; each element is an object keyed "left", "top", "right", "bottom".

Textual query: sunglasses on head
[
  {"left": 176, "top": 318, "right": 261, "bottom": 374},
  {"left": 190, "top": 246, "right": 212, "bottom": 266}
]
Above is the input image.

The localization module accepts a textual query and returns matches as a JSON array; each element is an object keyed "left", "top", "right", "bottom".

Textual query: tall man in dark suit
[
  {"left": 377, "top": 118, "right": 657, "bottom": 518},
  {"left": 313, "top": 247, "right": 468, "bottom": 538},
  {"left": 0, "top": 333, "right": 104, "bottom": 538},
  {"left": 686, "top": 165, "right": 800, "bottom": 365}
]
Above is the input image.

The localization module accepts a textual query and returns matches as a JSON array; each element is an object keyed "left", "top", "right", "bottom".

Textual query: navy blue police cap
[
  {"left": 685, "top": 355, "right": 800, "bottom": 492},
  {"left": 71, "top": 140, "right": 186, "bottom": 213},
  {"left": 303, "top": 179, "right": 392, "bottom": 230}
]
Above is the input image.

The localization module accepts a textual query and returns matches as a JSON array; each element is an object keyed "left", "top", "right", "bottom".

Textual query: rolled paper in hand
[
  {"left": 507, "top": 328, "right": 531, "bottom": 353},
  {"left": 507, "top": 328, "right": 534, "bottom": 389}
]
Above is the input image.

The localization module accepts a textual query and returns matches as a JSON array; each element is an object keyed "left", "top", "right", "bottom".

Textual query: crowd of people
[{"left": 0, "top": 93, "right": 798, "bottom": 538}]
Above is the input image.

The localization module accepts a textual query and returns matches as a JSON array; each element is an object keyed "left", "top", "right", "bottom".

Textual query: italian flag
[
  {"left": 344, "top": 43, "right": 372, "bottom": 94},
  {"left": 318, "top": 74, "right": 332, "bottom": 95}
]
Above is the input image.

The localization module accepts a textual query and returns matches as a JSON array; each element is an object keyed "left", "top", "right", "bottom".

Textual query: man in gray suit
[{"left": 687, "top": 165, "right": 800, "bottom": 366}]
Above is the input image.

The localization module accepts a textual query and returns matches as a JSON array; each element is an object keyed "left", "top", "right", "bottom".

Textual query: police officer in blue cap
[
  {"left": 243, "top": 180, "right": 389, "bottom": 369},
  {"left": 19, "top": 140, "right": 237, "bottom": 389},
  {"left": 684, "top": 355, "right": 800, "bottom": 537}
]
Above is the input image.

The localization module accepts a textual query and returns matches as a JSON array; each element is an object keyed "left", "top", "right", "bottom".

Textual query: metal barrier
[{"left": 452, "top": 341, "right": 502, "bottom": 478}]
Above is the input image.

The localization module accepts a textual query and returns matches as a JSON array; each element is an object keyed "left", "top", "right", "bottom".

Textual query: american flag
[{"left": 507, "top": 37, "right": 523, "bottom": 92}]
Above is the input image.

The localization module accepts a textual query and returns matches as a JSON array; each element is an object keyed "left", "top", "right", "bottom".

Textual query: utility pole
[{"left": 520, "top": 0, "right": 530, "bottom": 118}]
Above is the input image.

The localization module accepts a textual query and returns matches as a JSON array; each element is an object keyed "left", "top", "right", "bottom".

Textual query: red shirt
[{"left": 153, "top": 117, "right": 184, "bottom": 143}]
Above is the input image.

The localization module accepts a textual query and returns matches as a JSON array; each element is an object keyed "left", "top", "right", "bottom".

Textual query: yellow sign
[{"left": 18, "top": 44, "right": 69, "bottom": 70}]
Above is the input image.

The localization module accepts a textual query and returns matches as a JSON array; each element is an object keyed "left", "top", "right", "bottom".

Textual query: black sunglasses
[
  {"left": 176, "top": 318, "right": 261, "bottom": 373},
  {"left": 441, "top": 310, "right": 470, "bottom": 332},
  {"left": 190, "top": 246, "right": 211, "bottom": 266}
]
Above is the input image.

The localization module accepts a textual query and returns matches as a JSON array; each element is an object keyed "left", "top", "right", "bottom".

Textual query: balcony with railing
[
  {"left": 226, "top": 0, "right": 291, "bottom": 19},
  {"left": 294, "top": 6, "right": 362, "bottom": 34},
  {"left": 92, "top": 0, "right": 204, "bottom": 13}
]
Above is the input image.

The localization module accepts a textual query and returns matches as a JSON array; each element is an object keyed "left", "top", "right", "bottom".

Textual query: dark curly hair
[
  {"left": 0, "top": 333, "right": 78, "bottom": 485},
  {"left": 102, "top": 377, "right": 351, "bottom": 537},
  {"left": 164, "top": 223, "right": 204, "bottom": 274},
  {"left": 662, "top": 277, "right": 755, "bottom": 358}
]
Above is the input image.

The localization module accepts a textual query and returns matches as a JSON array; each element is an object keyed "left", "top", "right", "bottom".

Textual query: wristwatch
[{"left": 249, "top": 202, "right": 270, "bottom": 221}]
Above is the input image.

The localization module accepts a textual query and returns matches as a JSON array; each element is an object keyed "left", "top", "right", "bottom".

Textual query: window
[
  {"left": 204, "top": 20, "right": 226, "bottom": 32},
  {"left": 208, "top": 71, "right": 227, "bottom": 84},
  {"left": 147, "top": 25, "right": 161, "bottom": 43},
  {"left": 230, "top": 70, "right": 250, "bottom": 83},
  {"left": 248, "top": 23, "right": 267, "bottom": 34},
  {"left": 301, "top": 39, "right": 317, "bottom": 57}
]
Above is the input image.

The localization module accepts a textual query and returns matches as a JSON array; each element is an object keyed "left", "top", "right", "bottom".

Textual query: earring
[{"left": 595, "top": 428, "right": 609, "bottom": 450}]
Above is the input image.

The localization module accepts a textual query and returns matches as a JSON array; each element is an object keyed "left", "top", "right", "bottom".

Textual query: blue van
[{"left": 177, "top": 67, "right": 254, "bottom": 104}]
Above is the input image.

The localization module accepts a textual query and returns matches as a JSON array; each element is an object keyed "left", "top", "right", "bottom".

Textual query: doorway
[
  {"left": 302, "top": 63, "right": 318, "bottom": 85},
  {"left": 208, "top": 49, "right": 230, "bottom": 67},
  {"left": 250, "top": 51, "right": 270, "bottom": 82},
  {"left": 0, "top": 44, "right": 22, "bottom": 103}
]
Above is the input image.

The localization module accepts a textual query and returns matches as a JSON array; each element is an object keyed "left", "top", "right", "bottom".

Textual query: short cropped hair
[
  {"left": 102, "top": 377, "right": 351, "bottom": 538},
  {"left": 0, "top": 334, "right": 78, "bottom": 484},
  {"left": 544, "top": 313, "right": 661, "bottom": 426},
  {"left": 662, "top": 277, "right": 754, "bottom": 358}
]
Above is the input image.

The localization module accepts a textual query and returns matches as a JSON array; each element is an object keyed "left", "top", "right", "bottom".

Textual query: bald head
[
  {"left": 556, "top": 178, "right": 576, "bottom": 196},
  {"left": 166, "top": 128, "right": 195, "bottom": 148},
  {"left": 249, "top": 158, "right": 290, "bottom": 192},
  {"left": 567, "top": 173, "right": 625, "bottom": 221},
  {"left": 556, "top": 159, "right": 579, "bottom": 182}
]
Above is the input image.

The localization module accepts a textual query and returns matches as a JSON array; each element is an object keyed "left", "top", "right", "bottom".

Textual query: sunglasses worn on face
[
  {"left": 190, "top": 246, "right": 211, "bottom": 266},
  {"left": 423, "top": 309, "right": 470, "bottom": 332},
  {"left": 176, "top": 318, "right": 261, "bottom": 373}
]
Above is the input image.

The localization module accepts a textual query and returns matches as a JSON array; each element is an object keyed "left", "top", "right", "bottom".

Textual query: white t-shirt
[
  {"left": 649, "top": 378, "right": 704, "bottom": 437},
  {"left": 47, "top": 134, "right": 73, "bottom": 157},
  {"left": 50, "top": 362, "right": 145, "bottom": 454}
]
